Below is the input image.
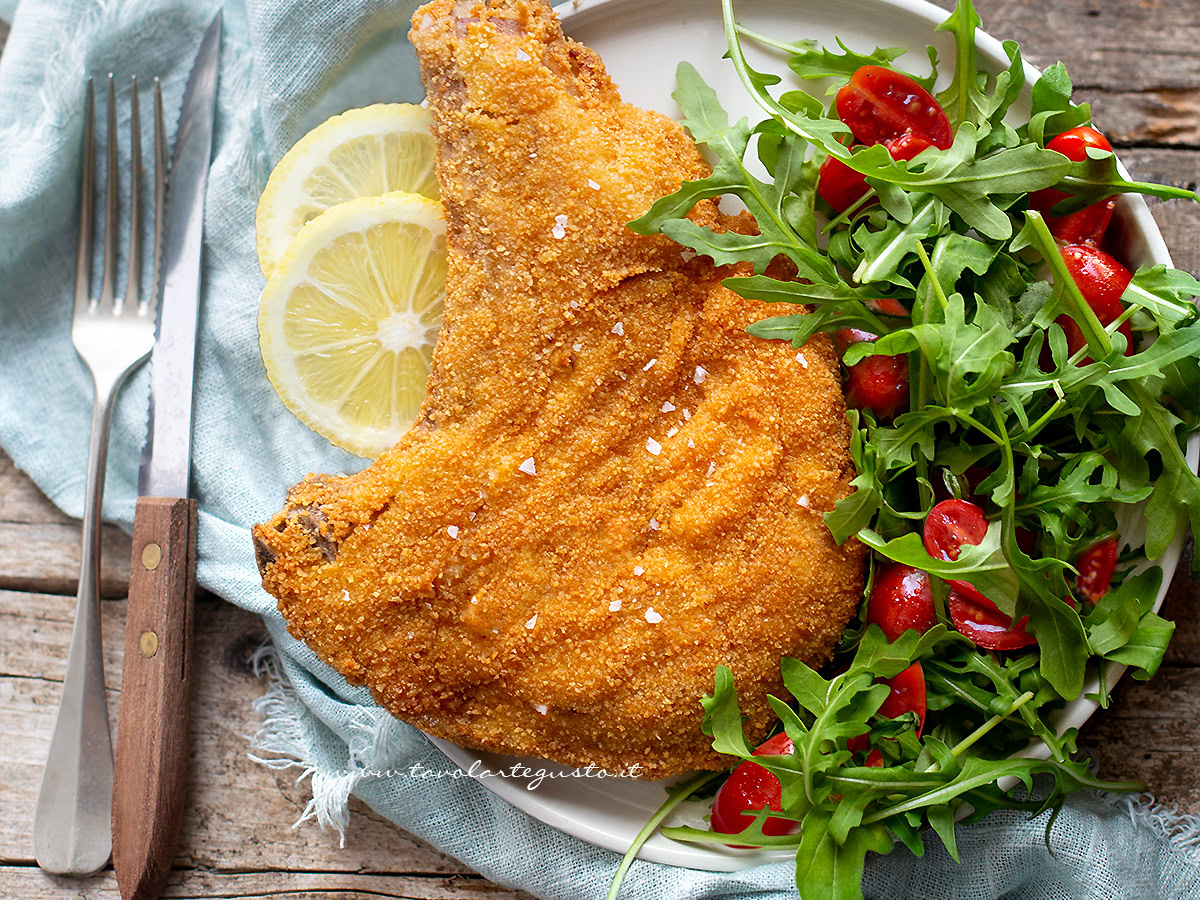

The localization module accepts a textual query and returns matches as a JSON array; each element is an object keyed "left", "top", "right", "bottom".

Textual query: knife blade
[{"left": 112, "top": 13, "right": 220, "bottom": 900}]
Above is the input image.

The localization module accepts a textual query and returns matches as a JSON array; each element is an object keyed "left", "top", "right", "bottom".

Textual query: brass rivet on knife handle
[
  {"left": 113, "top": 496, "right": 196, "bottom": 900},
  {"left": 141, "top": 542, "right": 162, "bottom": 570},
  {"left": 138, "top": 631, "right": 159, "bottom": 658}
]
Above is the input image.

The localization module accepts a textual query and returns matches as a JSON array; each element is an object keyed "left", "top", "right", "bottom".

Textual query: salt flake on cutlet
[
  {"left": 694, "top": 365, "right": 708, "bottom": 384},
  {"left": 551, "top": 215, "right": 566, "bottom": 239},
  {"left": 516, "top": 47, "right": 530, "bottom": 61},
  {"left": 648, "top": 517, "right": 660, "bottom": 531},
  {"left": 342, "top": 589, "right": 351, "bottom": 602},
  {"left": 633, "top": 566, "right": 644, "bottom": 576},
  {"left": 797, "top": 494, "right": 811, "bottom": 509},
  {"left": 519, "top": 456, "right": 537, "bottom": 476},
  {"left": 574, "top": 342, "right": 582, "bottom": 352},
  {"left": 535, "top": 703, "right": 548, "bottom": 715},
  {"left": 644, "top": 358, "right": 657, "bottom": 371},
  {"left": 612, "top": 321, "right": 624, "bottom": 336},
  {"left": 525, "top": 613, "right": 538, "bottom": 630},
  {"left": 588, "top": 178, "right": 600, "bottom": 190},
  {"left": 661, "top": 401, "right": 675, "bottom": 413},
  {"left": 666, "top": 426, "right": 679, "bottom": 438},
  {"left": 646, "top": 438, "right": 662, "bottom": 456},
  {"left": 682, "top": 408, "right": 691, "bottom": 420},
  {"left": 645, "top": 608, "right": 663, "bottom": 624},
  {"left": 447, "top": 525, "right": 459, "bottom": 539},
  {"left": 796, "top": 351, "right": 808, "bottom": 368},
  {"left": 609, "top": 599, "right": 622, "bottom": 611}
]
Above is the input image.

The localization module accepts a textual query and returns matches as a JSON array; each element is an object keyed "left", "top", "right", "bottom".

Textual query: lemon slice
[
  {"left": 255, "top": 104, "right": 439, "bottom": 275},
  {"left": 258, "top": 192, "right": 447, "bottom": 457}
]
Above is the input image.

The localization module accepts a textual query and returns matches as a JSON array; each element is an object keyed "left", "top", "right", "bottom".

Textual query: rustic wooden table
[{"left": 1, "top": 1, "right": 1197, "bottom": 897}]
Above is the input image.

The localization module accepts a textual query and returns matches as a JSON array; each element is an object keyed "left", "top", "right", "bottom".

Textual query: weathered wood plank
[
  {"left": 0, "top": 590, "right": 502, "bottom": 881},
  {"left": 930, "top": 0, "right": 1200, "bottom": 101},
  {"left": 0, "top": 867, "right": 534, "bottom": 900},
  {"left": 1078, "top": 666, "right": 1200, "bottom": 814},
  {"left": 0, "top": 454, "right": 132, "bottom": 597}
]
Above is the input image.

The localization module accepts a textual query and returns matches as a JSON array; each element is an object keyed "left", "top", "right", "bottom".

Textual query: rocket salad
[{"left": 609, "top": 0, "right": 1200, "bottom": 897}]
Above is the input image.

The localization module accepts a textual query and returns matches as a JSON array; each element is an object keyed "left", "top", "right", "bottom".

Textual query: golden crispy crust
[{"left": 252, "top": 0, "right": 863, "bottom": 778}]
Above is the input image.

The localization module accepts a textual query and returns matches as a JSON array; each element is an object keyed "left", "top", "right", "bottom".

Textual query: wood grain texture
[
  {"left": 113, "top": 498, "right": 197, "bottom": 900},
  {"left": 0, "top": 454, "right": 133, "bottom": 598},
  {"left": 1, "top": 0, "right": 1198, "bottom": 896}
]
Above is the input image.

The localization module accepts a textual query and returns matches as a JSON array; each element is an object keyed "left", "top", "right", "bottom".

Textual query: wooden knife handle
[{"left": 113, "top": 496, "right": 196, "bottom": 900}]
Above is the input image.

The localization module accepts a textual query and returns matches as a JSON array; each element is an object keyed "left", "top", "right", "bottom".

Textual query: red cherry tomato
[
  {"left": 878, "top": 662, "right": 927, "bottom": 737},
  {"left": 947, "top": 588, "right": 1036, "bottom": 651},
  {"left": 1052, "top": 245, "right": 1134, "bottom": 364},
  {"left": 835, "top": 329, "right": 909, "bottom": 420},
  {"left": 1076, "top": 537, "right": 1118, "bottom": 603},
  {"left": 1030, "top": 127, "right": 1115, "bottom": 244},
  {"left": 711, "top": 732, "right": 798, "bottom": 841},
  {"left": 817, "top": 133, "right": 935, "bottom": 213},
  {"left": 865, "top": 749, "right": 884, "bottom": 767},
  {"left": 867, "top": 564, "right": 936, "bottom": 641},
  {"left": 923, "top": 498, "right": 1004, "bottom": 609},
  {"left": 836, "top": 66, "right": 952, "bottom": 150}
]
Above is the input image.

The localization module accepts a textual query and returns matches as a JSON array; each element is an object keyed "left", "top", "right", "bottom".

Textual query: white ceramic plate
[{"left": 432, "top": 0, "right": 1200, "bottom": 872}]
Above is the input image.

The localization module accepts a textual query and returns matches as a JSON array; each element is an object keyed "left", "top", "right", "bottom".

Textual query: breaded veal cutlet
[{"left": 252, "top": 0, "right": 863, "bottom": 778}]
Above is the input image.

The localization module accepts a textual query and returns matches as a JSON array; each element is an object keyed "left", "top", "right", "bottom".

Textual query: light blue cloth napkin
[{"left": 1, "top": 1, "right": 1198, "bottom": 897}]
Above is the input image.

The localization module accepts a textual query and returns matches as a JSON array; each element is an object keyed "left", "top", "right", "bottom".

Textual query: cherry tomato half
[
  {"left": 923, "top": 498, "right": 990, "bottom": 598},
  {"left": 817, "top": 133, "right": 935, "bottom": 214},
  {"left": 1075, "top": 537, "right": 1118, "bottom": 603},
  {"left": 867, "top": 564, "right": 937, "bottom": 641},
  {"left": 1030, "top": 126, "right": 1115, "bottom": 244},
  {"left": 947, "top": 588, "right": 1036, "bottom": 651},
  {"left": 1053, "top": 244, "right": 1135, "bottom": 364},
  {"left": 878, "top": 661, "right": 927, "bottom": 737},
  {"left": 836, "top": 67, "right": 953, "bottom": 150},
  {"left": 710, "top": 732, "right": 798, "bottom": 841},
  {"left": 835, "top": 329, "right": 909, "bottom": 420}
]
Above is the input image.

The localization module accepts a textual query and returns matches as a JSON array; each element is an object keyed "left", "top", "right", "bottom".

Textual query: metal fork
[{"left": 33, "top": 74, "right": 167, "bottom": 877}]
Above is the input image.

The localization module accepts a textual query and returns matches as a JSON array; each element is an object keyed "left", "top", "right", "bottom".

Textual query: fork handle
[
  {"left": 33, "top": 380, "right": 117, "bottom": 876},
  {"left": 112, "top": 496, "right": 196, "bottom": 900}
]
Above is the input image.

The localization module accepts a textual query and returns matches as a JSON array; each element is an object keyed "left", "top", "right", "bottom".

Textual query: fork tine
[
  {"left": 126, "top": 76, "right": 142, "bottom": 309},
  {"left": 99, "top": 74, "right": 118, "bottom": 309},
  {"left": 75, "top": 80, "right": 95, "bottom": 313},
  {"left": 146, "top": 77, "right": 167, "bottom": 317}
]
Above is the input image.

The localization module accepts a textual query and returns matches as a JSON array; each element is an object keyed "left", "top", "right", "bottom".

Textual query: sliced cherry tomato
[
  {"left": 1040, "top": 129, "right": 1115, "bottom": 242},
  {"left": 817, "top": 133, "right": 935, "bottom": 213},
  {"left": 923, "top": 498, "right": 1006, "bottom": 609},
  {"left": 835, "top": 329, "right": 909, "bottom": 420},
  {"left": 878, "top": 662, "right": 927, "bottom": 737},
  {"left": 865, "top": 749, "right": 884, "bottom": 767},
  {"left": 836, "top": 66, "right": 952, "bottom": 150},
  {"left": 848, "top": 662, "right": 928, "bottom": 757},
  {"left": 1051, "top": 244, "right": 1134, "bottom": 364},
  {"left": 947, "top": 588, "right": 1036, "bottom": 651},
  {"left": 1076, "top": 537, "right": 1118, "bottom": 603},
  {"left": 711, "top": 732, "right": 798, "bottom": 841},
  {"left": 867, "top": 563, "right": 936, "bottom": 641},
  {"left": 1030, "top": 126, "right": 1116, "bottom": 244}
]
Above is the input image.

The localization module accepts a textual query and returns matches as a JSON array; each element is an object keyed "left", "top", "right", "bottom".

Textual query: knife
[{"left": 112, "top": 13, "right": 220, "bottom": 900}]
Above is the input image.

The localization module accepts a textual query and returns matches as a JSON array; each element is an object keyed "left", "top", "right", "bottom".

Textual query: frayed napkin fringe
[
  {"left": 1098, "top": 791, "right": 1200, "bottom": 858},
  {"left": 247, "top": 642, "right": 397, "bottom": 849}
]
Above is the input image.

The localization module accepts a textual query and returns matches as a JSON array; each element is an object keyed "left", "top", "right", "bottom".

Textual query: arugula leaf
[
  {"left": 934, "top": 0, "right": 984, "bottom": 128},
  {"left": 1120, "top": 265, "right": 1200, "bottom": 333},
  {"left": 1026, "top": 61, "right": 1093, "bottom": 145},
  {"left": 1054, "top": 149, "right": 1200, "bottom": 211},
  {"left": 795, "top": 809, "right": 893, "bottom": 900}
]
